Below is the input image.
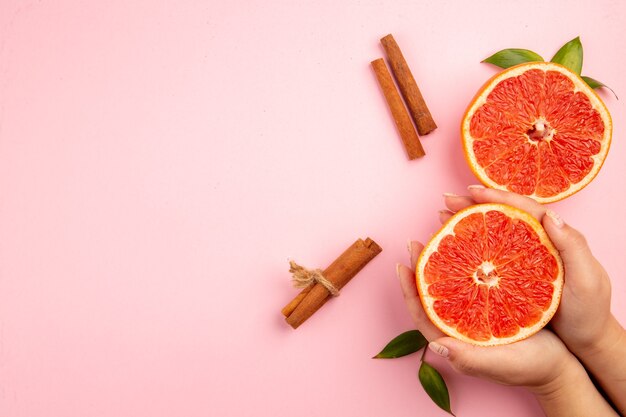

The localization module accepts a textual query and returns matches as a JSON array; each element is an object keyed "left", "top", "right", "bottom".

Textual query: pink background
[{"left": 1, "top": 1, "right": 625, "bottom": 416}]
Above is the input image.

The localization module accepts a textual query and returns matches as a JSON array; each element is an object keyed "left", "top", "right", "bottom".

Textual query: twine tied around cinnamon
[{"left": 289, "top": 260, "right": 340, "bottom": 296}]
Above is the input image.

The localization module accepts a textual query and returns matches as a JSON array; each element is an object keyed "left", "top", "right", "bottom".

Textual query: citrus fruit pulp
[
  {"left": 462, "top": 62, "right": 612, "bottom": 203},
  {"left": 416, "top": 204, "right": 564, "bottom": 346}
]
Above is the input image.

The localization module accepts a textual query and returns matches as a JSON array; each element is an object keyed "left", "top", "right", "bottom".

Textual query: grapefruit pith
[
  {"left": 416, "top": 204, "right": 563, "bottom": 346},
  {"left": 462, "top": 62, "right": 612, "bottom": 203}
]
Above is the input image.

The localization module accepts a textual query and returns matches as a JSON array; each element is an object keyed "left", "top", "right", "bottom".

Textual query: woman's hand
[{"left": 398, "top": 239, "right": 619, "bottom": 417}]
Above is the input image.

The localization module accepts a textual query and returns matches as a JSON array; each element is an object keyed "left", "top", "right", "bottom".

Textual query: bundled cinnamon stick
[
  {"left": 282, "top": 238, "right": 382, "bottom": 329},
  {"left": 371, "top": 58, "right": 425, "bottom": 159},
  {"left": 380, "top": 34, "right": 437, "bottom": 136}
]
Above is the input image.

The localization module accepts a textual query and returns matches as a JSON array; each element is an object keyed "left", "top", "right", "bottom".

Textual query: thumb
[
  {"left": 428, "top": 337, "right": 509, "bottom": 379},
  {"left": 542, "top": 209, "right": 597, "bottom": 275}
]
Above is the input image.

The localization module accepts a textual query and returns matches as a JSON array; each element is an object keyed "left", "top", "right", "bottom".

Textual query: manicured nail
[
  {"left": 467, "top": 184, "right": 486, "bottom": 191},
  {"left": 443, "top": 192, "right": 458, "bottom": 198},
  {"left": 428, "top": 341, "right": 449, "bottom": 358},
  {"left": 546, "top": 209, "right": 564, "bottom": 228},
  {"left": 395, "top": 263, "right": 401, "bottom": 280}
]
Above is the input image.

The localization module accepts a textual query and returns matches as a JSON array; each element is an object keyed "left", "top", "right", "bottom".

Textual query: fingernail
[
  {"left": 443, "top": 192, "right": 458, "bottom": 198},
  {"left": 395, "top": 263, "right": 401, "bottom": 280},
  {"left": 428, "top": 341, "right": 449, "bottom": 358},
  {"left": 546, "top": 209, "right": 564, "bottom": 228},
  {"left": 467, "top": 184, "right": 486, "bottom": 191}
]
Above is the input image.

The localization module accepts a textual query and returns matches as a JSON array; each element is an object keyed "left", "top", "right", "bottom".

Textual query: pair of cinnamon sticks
[
  {"left": 372, "top": 34, "right": 437, "bottom": 159},
  {"left": 282, "top": 238, "right": 382, "bottom": 329}
]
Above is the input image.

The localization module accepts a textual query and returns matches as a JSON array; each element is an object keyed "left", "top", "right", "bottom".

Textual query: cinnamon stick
[
  {"left": 282, "top": 237, "right": 382, "bottom": 329},
  {"left": 371, "top": 58, "right": 425, "bottom": 159},
  {"left": 380, "top": 34, "right": 437, "bottom": 136}
]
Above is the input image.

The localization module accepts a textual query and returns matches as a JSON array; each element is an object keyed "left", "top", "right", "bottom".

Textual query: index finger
[{"left": 467, "top": 185, "right": 547, "bottom": 220}]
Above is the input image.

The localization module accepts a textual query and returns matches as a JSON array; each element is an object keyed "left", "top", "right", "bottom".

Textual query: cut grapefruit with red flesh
[
  {"left": 462, "top": 62, "right": 612, "bottom": 203},
  {"left": 416, "top": 204, "right": 563, "bottom": 346}
]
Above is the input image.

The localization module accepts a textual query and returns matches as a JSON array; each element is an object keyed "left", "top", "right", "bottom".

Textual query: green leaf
[
  {"left": 581, "top": 76, "right": 619, "bottom": 99},
  {"left": 418, "top": 361, "right": 454, "bottom": 416},
  {"left": 482, "top": 48, "right": 544, "bottom": 69},
  {"left": 373, "top": 330, "right": 428, "bottom": 359},
  {"left": 551, "top": 36, "right": 583, "bottom": 74}
]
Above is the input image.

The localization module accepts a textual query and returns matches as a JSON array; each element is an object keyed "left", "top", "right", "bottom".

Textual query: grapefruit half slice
[
  {"left": 416, "top": 204, "right": 563, "bottom": 346},
  {"left": 462, "top": 62, "right": 612, "bottom": 203}
]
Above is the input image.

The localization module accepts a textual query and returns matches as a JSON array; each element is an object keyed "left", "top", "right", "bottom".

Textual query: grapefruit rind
[
  {"left": 416, "top": 203, "right": 564, "bottom": 346},
  {"left": 461, "top": 62, "right": 612, "bottom": 204}
]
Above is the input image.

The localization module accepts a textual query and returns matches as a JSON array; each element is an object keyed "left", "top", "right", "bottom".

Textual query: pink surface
[{"left": 1, "top": 1, "right": 625, "bottom": 416}]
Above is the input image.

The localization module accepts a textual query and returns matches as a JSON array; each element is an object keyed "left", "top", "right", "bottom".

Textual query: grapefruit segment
[
  {"left": 462, "top": 62, "right": 612, "bottom": 203},
  {"left": 536, "top": 141, "right": 569, "bottom": 198},
  {"left": 507, "top": 145, "right": 539, "bottom": 195},
  {"left": 551, "top": 136, "right": 597, "bottom": 183},
  {"left": 484, "top": 144, "right": 530, "bottom": 185},
  {"left": 455, "top": 285, "right": 490, "bottom": 342},
  {"left": 424, "top": 252, "right": 471, "bottom": 284},
  {"left": 416, "top": 204, "right": 564, "bottom": 346},
  {"left": 488, "top": 288, "right": 519, "bottom": 338},
  {"left": 428, "top": 277, "right": 473, "bottom": 298},
  {"left": 484, "top": 210, "right": 514, "bottom": 260},
  {"left": 473, "top": 134, "right": 526, "bottom": 166}
]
